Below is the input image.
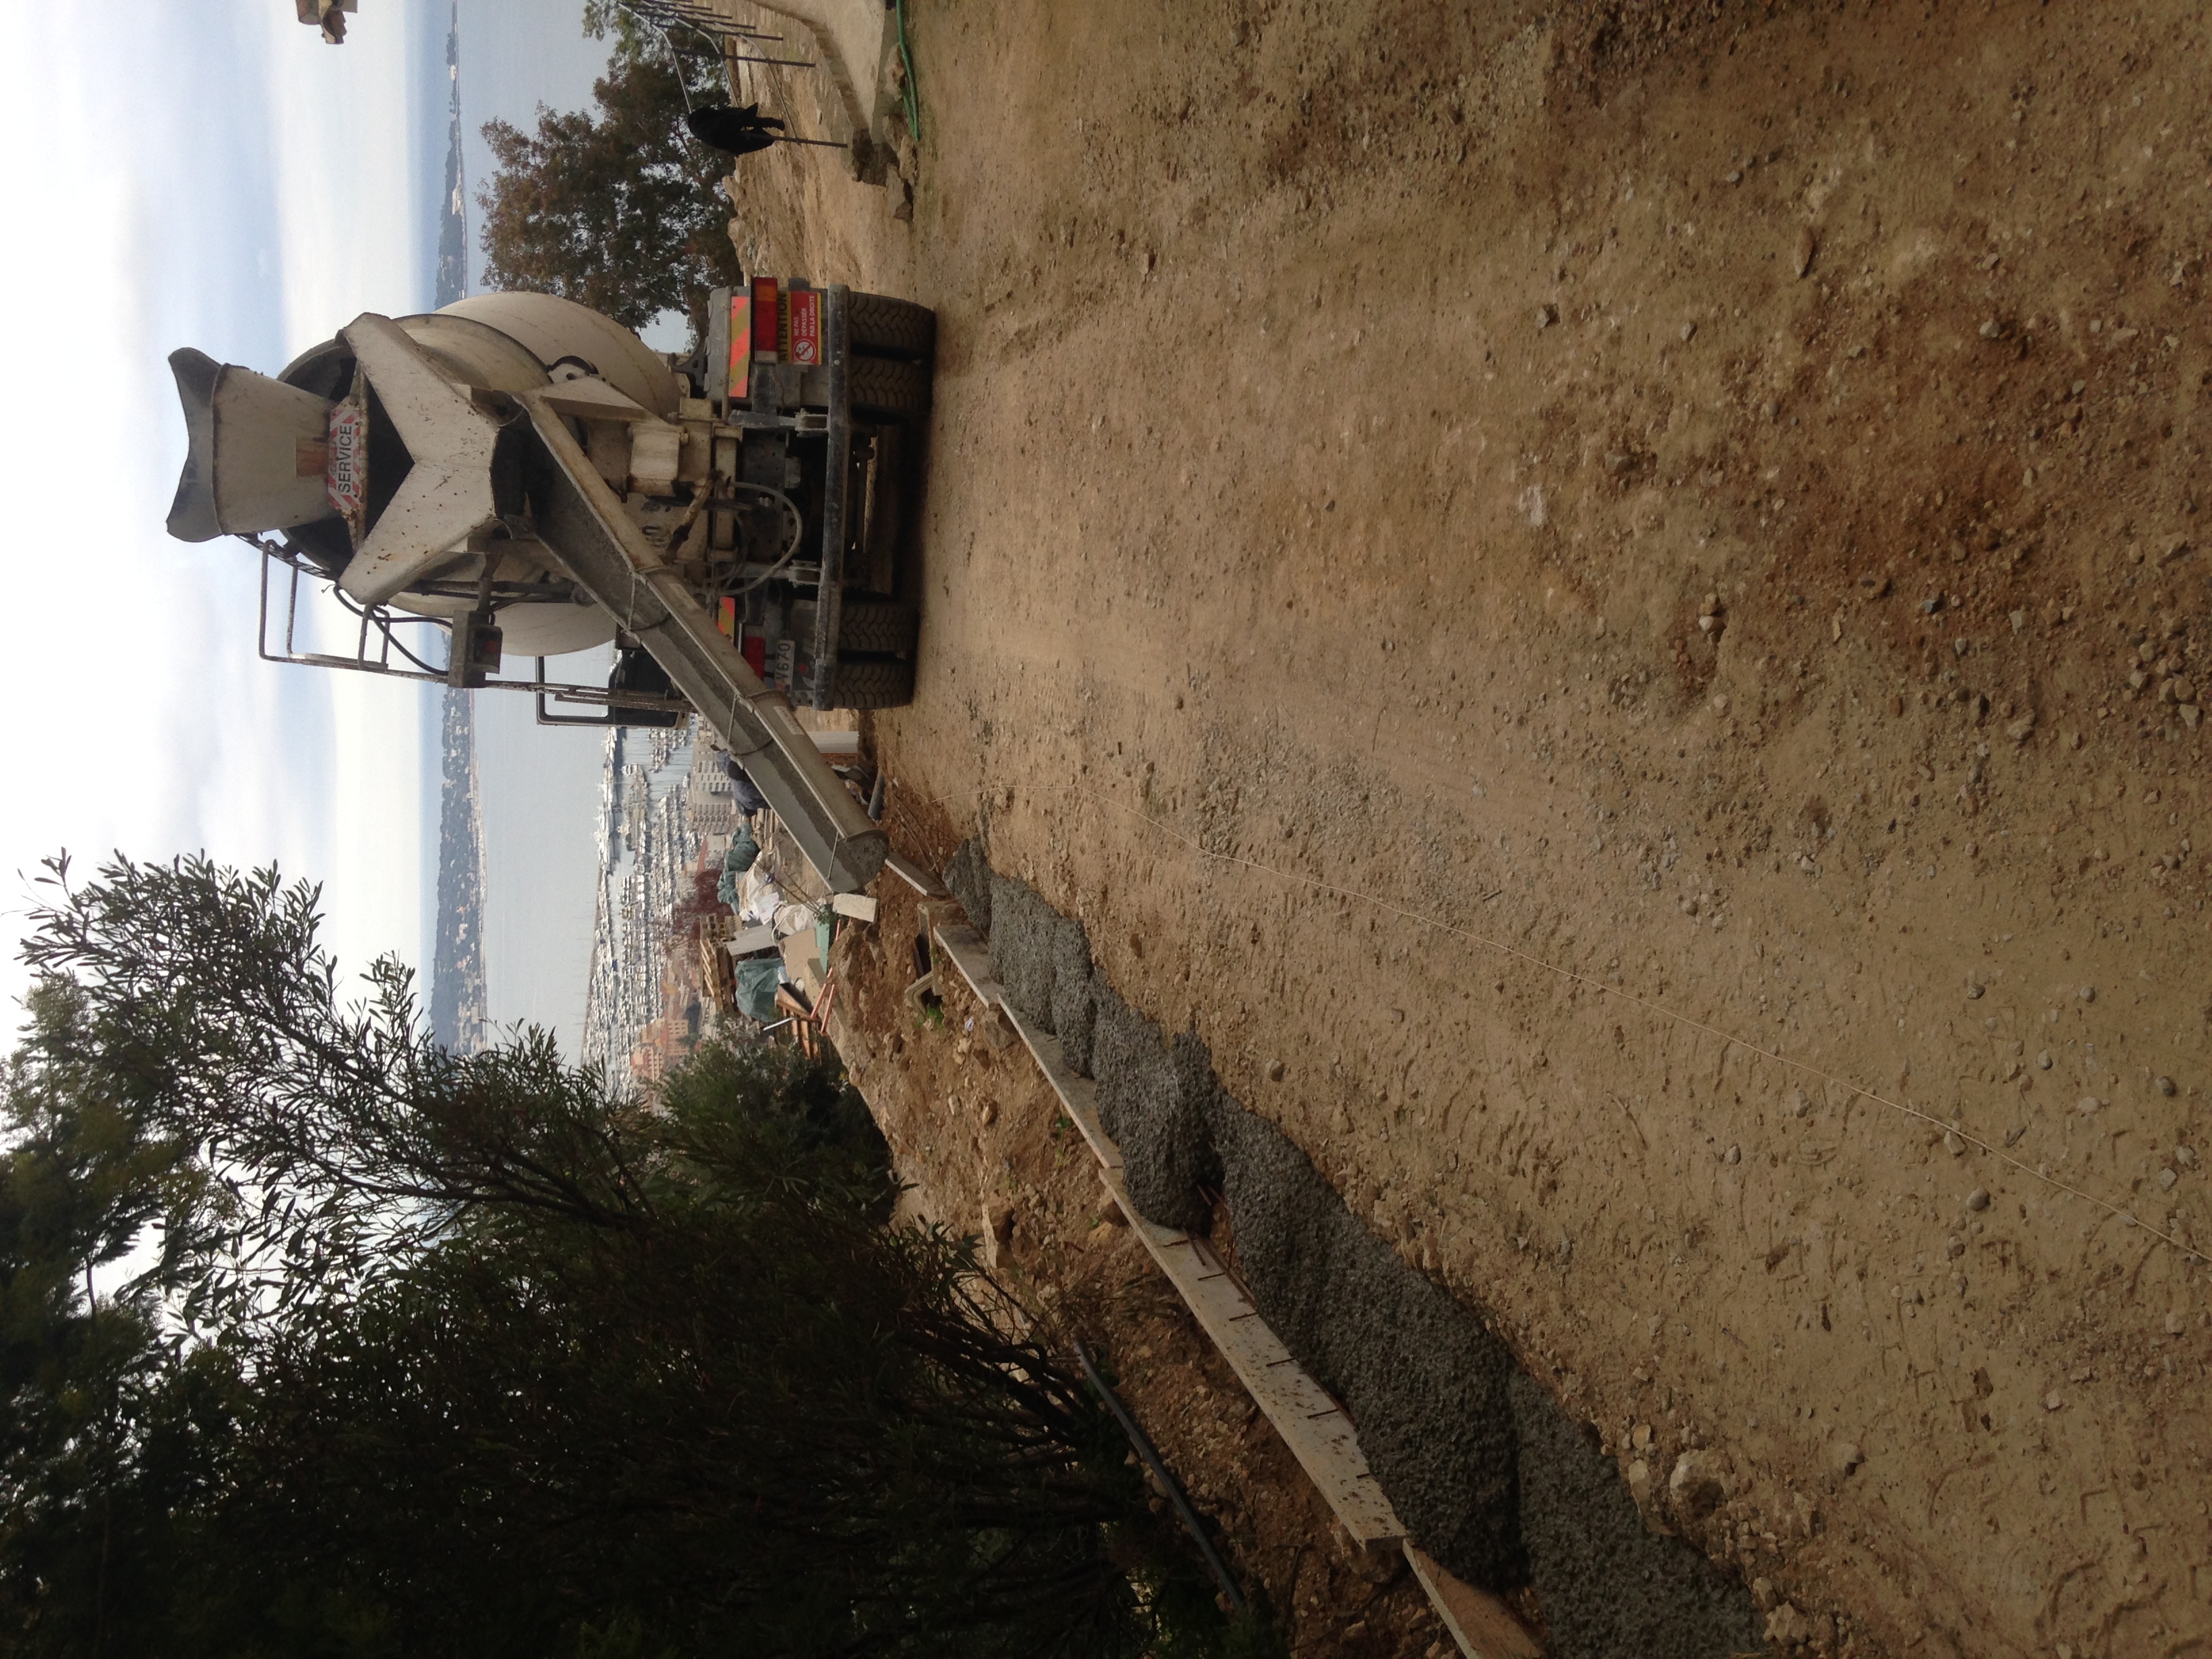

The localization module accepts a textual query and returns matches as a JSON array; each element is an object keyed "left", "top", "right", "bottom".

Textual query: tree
[
  {"left": 0, "top": 854, "right": 1260, "bottom": 1657},
  {"left": 476, "top": 32, "right": 741, "bottom": 342}
]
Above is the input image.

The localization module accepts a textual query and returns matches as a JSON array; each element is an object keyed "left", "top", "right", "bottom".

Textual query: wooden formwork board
[
  {"left": 1003, "top": 1013, "right": 1122, "bottom": 1171},
  {"left": 913, "top": 902, "right": 1536, "bottom": 1656},
  {"left": 1097, "top": 1165, "right": 1408, "bottom": 1546},
  {"left": 881, "top": 851, "right": 944, "bottom": 896},
  {"left": 929, "top": 921, "right": 1006, "bottom": 1006}
]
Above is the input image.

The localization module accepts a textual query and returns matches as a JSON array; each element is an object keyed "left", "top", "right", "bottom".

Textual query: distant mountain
[
  {"left": 434, "top": 3, "right": 466, "bottom": 309},
  {"left": 428, "top": 687, "right": 489, "bottom": 1053},
  {"left": 426, "top": 3, "right": 487, "bottom": 1054}
]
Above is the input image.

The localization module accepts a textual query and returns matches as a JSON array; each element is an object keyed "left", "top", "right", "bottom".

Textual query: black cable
[{"left": 1069, "top": 1338, "right": 1245, "bottom": 1613}]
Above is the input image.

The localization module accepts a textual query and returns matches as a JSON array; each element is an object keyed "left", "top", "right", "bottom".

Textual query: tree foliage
[
  {"left": 476, "top": 28, "right": 740, "bottom": 340},
  {"left": 0, "top": 854, "right": 1261, "bottom": 1658}
]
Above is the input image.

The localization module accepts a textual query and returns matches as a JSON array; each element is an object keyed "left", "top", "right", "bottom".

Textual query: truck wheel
[
  {"left": 831, "top": 657, "right": 916, "bottom": 710},
  {"left": 837, "top": 598, "right": 920, "bottom": 655},
  {"left": 848, "top": 291, "right": 936, "bottom": 359},
  {"left": 848, "top": 355, "right": 930, "bottom": 417}
]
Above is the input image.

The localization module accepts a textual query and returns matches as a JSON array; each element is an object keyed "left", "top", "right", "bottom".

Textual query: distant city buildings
[{"left": 582, "top": 720, "right": 738, "bottom": 1082}]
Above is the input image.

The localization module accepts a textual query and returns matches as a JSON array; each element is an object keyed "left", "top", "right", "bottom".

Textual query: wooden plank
[
  {"left": 1099, "top": 1166, "right": 1406, "bottom": 1546},
  {"left": 724, "top": 922, "right": 779, "bottom": 956},
  {"left": 881, "top": 851, "right": 945, "bottom": 896},
  {"left": 1001, "top": 1008, "right": 1122, "bottom": 1170},
  {"left": 1404, "top": 1544, "right": 1545, "bottom": 1659},
  {"left": 930, "top": 921, "right": 1006, "bottom": 1007}
]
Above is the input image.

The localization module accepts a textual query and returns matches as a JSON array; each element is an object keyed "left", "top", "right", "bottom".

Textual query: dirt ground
[{"left": 735, "top": 3, "right": 2212, "bottom": 1655}]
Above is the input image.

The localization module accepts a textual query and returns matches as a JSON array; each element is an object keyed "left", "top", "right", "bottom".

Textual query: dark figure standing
[
  {"left": 685, "top": 103, "right": 787, "bottom": 157},
  {"left": 683, "top": 103, "right": 850, "bottom": 158}
]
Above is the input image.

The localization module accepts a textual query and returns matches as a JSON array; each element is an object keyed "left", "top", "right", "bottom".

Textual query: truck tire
[
  {"left": 848, "top": 355, "right": 930, "bottom": 417},
  {"left": 837, "top": 598, "right": 920, "bottom": 655},
  {"left": 847, "top": 291, "right": 936, "bottom": 360},
  {"left": 831, "top": 657, "right": 916, "bottom": 710}
]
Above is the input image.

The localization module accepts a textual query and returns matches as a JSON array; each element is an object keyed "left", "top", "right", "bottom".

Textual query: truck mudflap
[{"left": 514, "top": 386, "right": 888, "bottom": 893}]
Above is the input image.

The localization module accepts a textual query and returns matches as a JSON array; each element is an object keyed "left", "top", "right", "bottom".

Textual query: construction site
[
  {"left": 159, "top": 1, "right": 2212, "bottom": 1654},
  {"left": 692, "top": 3, "right": 2212, "bottom": 1656}
]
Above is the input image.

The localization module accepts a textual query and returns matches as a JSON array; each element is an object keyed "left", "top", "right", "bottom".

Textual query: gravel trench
[{"left": 956, "top": 846, "right": 1763, "bottom": 1658}]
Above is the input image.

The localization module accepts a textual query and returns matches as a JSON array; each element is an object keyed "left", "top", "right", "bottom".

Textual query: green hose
[{"left": 894, "top": 0, "right": 920, "bottom": 141}]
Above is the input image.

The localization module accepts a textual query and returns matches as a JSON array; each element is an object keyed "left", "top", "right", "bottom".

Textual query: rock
[
  {"left": 1767, "top": 1601, "right": 1813, "bottom": 1643},
  {"left": 1793, "top": 226, "right": 1817, "bottom": 278},
  {"left": 1669, "top": 1449, "right": 1732, "bottom": 1519},
  {"left": 2078, "top": 985, "right": 2097, "bottom": 1003},
  {"left": 1824, "top": 1440, "right": 1864, "bottom": 1477},
  {"left": 1725, "top": 168, "right": 1744, "bottom": 184},
  {"left": 1624, "top": 1457, "right": 1654, "bottom": 1506},
  {"left": 2170, "top": 1311, "right": 2190, "bottom": 1336},
  {"left": 1790, "top": 1086, "right": 1812, "bottom": 1118},
  {"left": 1944, "top": 1130, "right": 1967, "bottom": 1157},
  {"left": 2159, "top": 1168, "right": 2179, "bottom": 1191},
  {"left": 2077, "top": 1097, "right": 2104, "bottom": 1116},
  {"left": 1750, "top": 1576, "right": 1777, "bottom": 1611},
  {"left": 2043, "top": 1391, "right": 2064, "bottom": 1412},
  {"left": 1967, "top": 1187, "right": 1992, "bottom": 1212},
  {"left": 2007, "top": 716, "right": 2036, "bottom": 743},
  {"left": 2173, "top": 678, "right": 2197, "bottom": 704},
  {"left": 1681, "top": 321, "right": 1698, "bottom": 342},
  {"left": 1979, "top": 318, "right": 2003, "bottom": 339},
  {"left": 2177, "top": 1145, "right": 2199, "bottom": 1168},
  {"left": 2156, "top": 1075, "right": 2177, "bottom": 1097},
  {"left": 1723, "top": 1143, "right": 1742, "bottom": 1165},
  {"left": 1965, "top": 981, "right": 1984, "bottom": 1000},
  {"left": 2037, "top": 1050, "right": 2053, "bottom": 1069},
  {"left": 1631, "top": 1422, "right": 1654, "bottom": 1450},
  {"left": 1536, "top": 302, "right": 1557, "bottom": 329},
  {"left": 2184, "top": 703, "right": 2204, "bottom": 731},
  {"left": 1267, "top": 1059, "right": 1286, "bottom": 1082}
]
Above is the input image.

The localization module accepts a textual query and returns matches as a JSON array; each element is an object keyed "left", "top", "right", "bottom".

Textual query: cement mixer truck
[{"left": 166, "top": 281, "right": 935, "bottom": 892}]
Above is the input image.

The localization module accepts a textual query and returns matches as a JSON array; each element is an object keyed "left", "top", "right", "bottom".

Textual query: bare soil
[{"left": 738, "top": 3, "right": 2212, "bottom": 1654}]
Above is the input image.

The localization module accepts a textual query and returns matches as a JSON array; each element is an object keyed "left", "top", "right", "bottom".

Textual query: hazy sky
[
  {"left": 0, "top": 0, "right": 620, "bottom": 1040},
  {"left": 456, "top": 0, "right": 626, "bottom": 1053},
  {"left": 0, "top": 0, "right": 438, "bottom": 1029}
]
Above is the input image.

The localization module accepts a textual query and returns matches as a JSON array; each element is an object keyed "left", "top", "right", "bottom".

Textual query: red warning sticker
[{"left": 788, "top": 289, "right": 821, "bottom": 367}]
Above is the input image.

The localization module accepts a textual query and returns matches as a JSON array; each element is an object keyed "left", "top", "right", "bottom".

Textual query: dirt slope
[{"left": 736, "top": 2, "right": 2212, "bottom": 1653}]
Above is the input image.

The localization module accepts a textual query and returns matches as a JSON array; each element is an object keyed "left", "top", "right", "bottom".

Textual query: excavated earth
[{"left": 735, "top": 2, "right": 2212, "bottom": 1654}]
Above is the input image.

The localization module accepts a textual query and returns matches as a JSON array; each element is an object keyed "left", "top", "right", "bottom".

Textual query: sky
[
  {"left": 455, "top": 0, "right": 630, "bottom": 1052},
  {"left": 0, "top": 0, "right": 619, "bottom": 1041}
]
